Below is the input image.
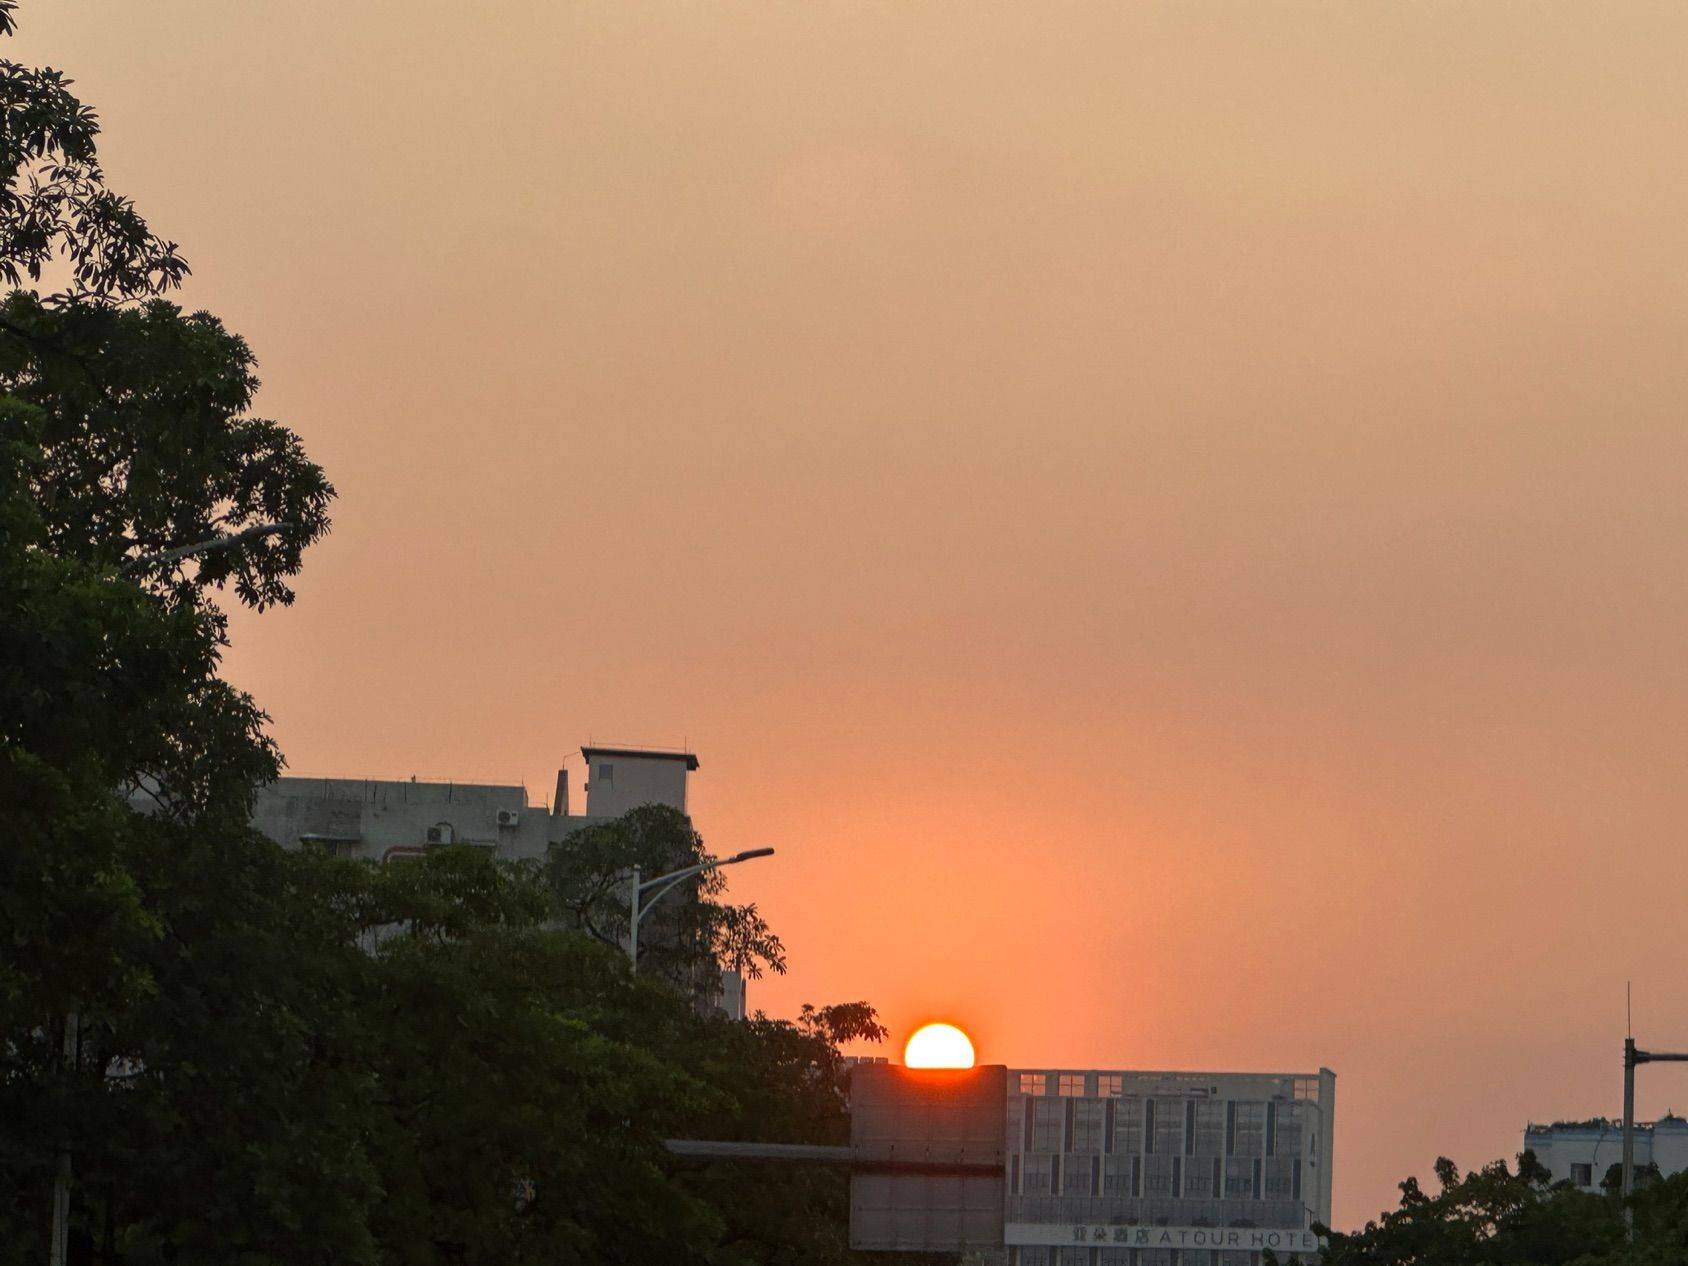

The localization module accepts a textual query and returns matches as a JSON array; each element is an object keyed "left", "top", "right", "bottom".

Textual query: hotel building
[{"left": 990, "top": 1066, "right": 1336, "bottom": 1266}]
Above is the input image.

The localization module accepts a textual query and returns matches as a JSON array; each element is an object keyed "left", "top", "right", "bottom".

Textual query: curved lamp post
[{"left": 627, "top": 848, "right": 774, "bottom": 969}]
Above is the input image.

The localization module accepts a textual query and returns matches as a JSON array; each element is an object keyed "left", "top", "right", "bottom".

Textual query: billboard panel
[{"left": 848, "top": 1063, "right": 1006, "bottom": 1252}]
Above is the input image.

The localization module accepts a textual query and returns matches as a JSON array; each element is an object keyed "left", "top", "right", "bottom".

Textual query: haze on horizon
[{"left": 19, "top": 0, "right": 1688, "bottom": 1229}]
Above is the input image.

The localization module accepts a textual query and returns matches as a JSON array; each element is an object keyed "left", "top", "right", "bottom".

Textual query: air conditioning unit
[
  {"left": 426, "top": 823, "right": 455, "bottom": 845},
  {"left": 496, "top": 809, "right": 520, "bottom": 828}
]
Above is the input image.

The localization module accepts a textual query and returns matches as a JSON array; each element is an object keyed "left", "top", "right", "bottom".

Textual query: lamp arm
[{"left": 637, "top": 872, "right": 704, "bottom": 921}]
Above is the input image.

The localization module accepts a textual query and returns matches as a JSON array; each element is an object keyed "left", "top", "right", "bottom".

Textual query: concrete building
[
  {"left": 989, "top": 1066, "right": 1336, "bottom": 1266},
  {"left": 250, "top": 746, "right": 699, "bottom": 866},
  {"left": 1522, "top": 1116, "right": 1688, "bottom": 1190},
  {"left": 249, "top": 745, "right": 745, "bottom": 1017}
]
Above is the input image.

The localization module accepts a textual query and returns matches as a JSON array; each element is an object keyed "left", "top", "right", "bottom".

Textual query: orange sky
[{"left": 18, "top": 1, "right": 1688, "bottom": 1230}]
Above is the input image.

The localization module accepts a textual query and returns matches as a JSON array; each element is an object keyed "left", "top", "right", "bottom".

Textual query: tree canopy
[
  {"left": 1313, "top": 1153, "right": 1688, "bottom": 1266},
  {"left": 0, "top": 7, "right": 925, "bottom": 1262}
]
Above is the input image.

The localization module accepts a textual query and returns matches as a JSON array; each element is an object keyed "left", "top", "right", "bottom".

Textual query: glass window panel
[
  {"left": 1033, "top": 1098, "right": 1066, "bottom": 1152},
  {"left": 1224, "top": 1157, "right": 1254, "bottom": 1198},
  {"left": 1192, "top": 1099, "right": 1226, "bottom": 1156},
  {"left": 1072, "top": 1099, "right": 1107, "bottom": 1152},
  {"left": 1152, "top": 1100, "right": 1183, "bottom": 1155},
  {"left": 1113, "top": 1097, "right": 1145, "bottom": 1154},
  {"left": 1232, "top": 1102, "right": 1266, "bottom": 1156},
  {"left": 1023, "top": 1154, "right": 1056, "bottom": 1195},
  {"left": 1143, "top": 1154, "right": 1177, "bottom": 1196},
  {"left": 1062, "top": 1154, "right": 1096, "bottom": 1195},
  {"left": 1274, "top": 1102, "right": 1304, "bottom": 1157},
  {"left": 1102, "top": 1154, "right": 1134, "bottom": 1196}
]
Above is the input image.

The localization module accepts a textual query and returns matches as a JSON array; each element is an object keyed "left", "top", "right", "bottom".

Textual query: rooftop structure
[{"left": 581, "top": 745, "right": 697, "bottom": 818}]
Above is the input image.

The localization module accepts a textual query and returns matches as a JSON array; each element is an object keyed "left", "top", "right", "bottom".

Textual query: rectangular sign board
[
  {"left": 849, "top": 1063, "right": 1007, "bottom": 1252},
  {"left": 1007, "top": 1223, "right": 1321, "bottom": 1256}
]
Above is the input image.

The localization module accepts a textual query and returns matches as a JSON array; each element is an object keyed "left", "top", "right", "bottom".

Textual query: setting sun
[{"left": 903, "top": 1022, "right": 976, "bottom": 1069}]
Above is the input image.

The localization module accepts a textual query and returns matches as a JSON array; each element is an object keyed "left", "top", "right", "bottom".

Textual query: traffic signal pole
[{"left": 1621, "top": 1038, "right": 1688, "bottom": 1240}]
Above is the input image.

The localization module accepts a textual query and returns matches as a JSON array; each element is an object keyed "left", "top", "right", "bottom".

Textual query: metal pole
[
  {"left": 1617, "top": 1037, "right": 1688, "bottom": 1241},
  {"left": 662, "top": 1138, "right": 1004, "bottom": 1176},
  {"left": 116, "top": 521, "right": 295, "bottom": 575},
  {"left": 1623, "top": 1037, "right": 1636, "bottom": 1236},
  {"left": 49, "top": 1009, "right": 78, "bottom": 1266},
  {"left": 627, "top": 865, "right": 641, "bottom": 968}
]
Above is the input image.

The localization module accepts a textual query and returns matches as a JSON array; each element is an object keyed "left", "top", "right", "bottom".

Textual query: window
[
  {"left": 1571, "top": 1163, "right": 1593, "bottom": 1187},
  {"left": 1098, "top": 1073, "right": 1124, "bottom": 1097},
  {"left": 1022, "top": 1154, "right": 1055, "bottom": 1195},
  {"left": 1058, "top": 1073, "right": 1088, "bottom": 1097},
  {"left": 1225, "top": 1156, "right": 1254, "bottom": 1198},
  {"left": 1231, "top": 1101, "right": 1266, "bottom": 1156},
  {"left": 1071, "top": 1099, "right": 1106, "bottom": 1151},
  {"left": 1102, "top": 1154, "right": 1134, "bottom": 1196},
  {"left": 597, "top": 763, "right": 614, "bottom": 786},
  {"left": 1112, "top": 1098, "right": 1144, "bottom": 1154},
  {"left": 1061, "top": 1153, "right": 1096, "bottom": 1195},
  {"left": 1152, "top": 1099, "right": 1183, "bottom": 1155},
  {"left": 1192, "top": 1099, "right": 1226, "bottom": 1156},
  {"left": 1274, "top": 1102, "right": 1304, "bottom": 1157},
  {"left": 1181, "top": 1155, "right": 1214, "bottom": 1197},
  {"left": 1142, "top": 1154, "right": 1177, "bottom": 1196},
  {"left": 1031, "top": 1098, "right": 1065, "bottom": 1152},
  {"left": 1020, "top": 1073, "right": 1048, "bottom": 1097}
]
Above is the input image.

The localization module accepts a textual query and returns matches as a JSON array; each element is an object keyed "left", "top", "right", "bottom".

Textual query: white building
[
  {"left": 249, "top": 745, "right": 745, "bottom": 1016},
  {"left": 1522, "top": 1116, "right": 1688, "bottom": 1190},
  {"left": 988, "top": 1066, "right": 1336, "bottom": 1266}
]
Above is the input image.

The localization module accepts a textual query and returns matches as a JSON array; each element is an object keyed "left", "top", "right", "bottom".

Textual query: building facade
[
  {"left": 989, "top": 1066, "right": 1336, "bottom": 1266},
  {"left": 248, "top": 745, "right": 746, "bottom": 1017},
  {"left": 1522, "top": 1116, "right": 1688, "bottom": 1190},
  {"left": 250, "top": 745, "right": 698, "bottom": 867}
]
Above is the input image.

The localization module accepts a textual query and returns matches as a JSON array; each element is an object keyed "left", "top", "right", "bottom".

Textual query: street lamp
[
  {"left": 1623, "top": 1036, "right": 1688, "bottom": 1236},
  {"left": 627, "top": 848, "right": 774, "bottom": 969},
  {"left": 117, "top": 521, "right": 296, "bottom": 575}
]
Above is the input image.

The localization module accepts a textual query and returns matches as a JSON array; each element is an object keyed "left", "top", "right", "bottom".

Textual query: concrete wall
[
  {"left": 250, "top": 776, "right": 614, "bottom": 864},
  {"left": 1518, "top": 1119, "right": 1688, "bottom": 1188},
  {"left": 1652, "top": 1120, "right": 1688, "bottom": 1175},
  {"left": 583, "top": 752, "right": 691, "bottom": 818}
]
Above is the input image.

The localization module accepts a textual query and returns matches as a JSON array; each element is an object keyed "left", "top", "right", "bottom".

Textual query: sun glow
[{"left": 903, "top": 1022, "right": 976, "bottom": 1069}]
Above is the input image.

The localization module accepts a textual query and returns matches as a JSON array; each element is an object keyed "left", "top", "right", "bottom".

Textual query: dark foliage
[
  {"left": 1314, "top": 1152, "right": 1688, "bottom": 1266},
  {"left": 1, "top": 15, "right": 935, "bottom": 1266}
]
